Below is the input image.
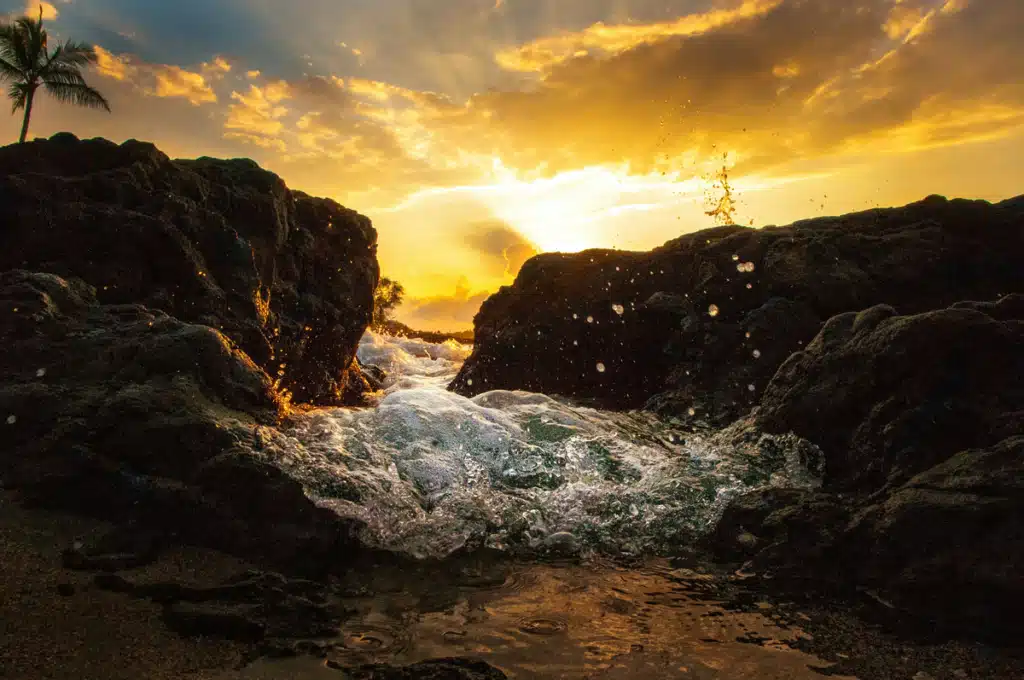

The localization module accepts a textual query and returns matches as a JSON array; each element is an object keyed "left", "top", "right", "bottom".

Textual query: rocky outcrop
[
  {"left": 0, "top": 270, "right": 363, "bottom": 572},
  {"left": 0, "top": 133, "right": 379, "bottom": 406},
  {"left": 451, "top": 195, "right": 1023, "bottom": 425},
  {"left": 710, "top": 297, "right": 1024, "bottom": 637},
  {"left": 756, "top": 296, "right": 1024, "bottom": 490}
]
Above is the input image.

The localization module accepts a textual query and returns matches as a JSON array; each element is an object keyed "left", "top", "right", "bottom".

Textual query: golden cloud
[
  {"left": 224, "top": 81, "right": 292, "bottom": 141},
  {"left": 93, "top": 46, "right": 137, "bottom": 82},
  {"left": 494, "top": 0, "right": 784, "bottom": 72},
  {"left": 151, "top": 66, "right": 217, "bottom": 105},
  {"left": 91, "top": 48, "right": 232, "bottom": 106},
  {"left": 200, "top": 0, "right": 1021, "bottom": 207},
  {"left": 448, "top": 0, "right": 1024, "bottom": 178},
  {"left": 23, "top": 0, "right": 58, "bottom": 20}
]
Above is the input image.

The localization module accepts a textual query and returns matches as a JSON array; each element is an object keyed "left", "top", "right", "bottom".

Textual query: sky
[{"left": 2, "top": 0, "right": 1022, "bottom": 330}]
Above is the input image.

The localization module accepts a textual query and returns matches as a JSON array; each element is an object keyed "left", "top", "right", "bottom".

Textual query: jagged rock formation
[
  {"left": 451, "top": 194, "right": 1023, "bottom": 425},
  {"left": 0, "top": 270, "right": 364, "bottom": 571},
  {"left": 711, "top": 296, "right": 1024, "bottom": 638},
  {"left": 0, "top": 132, "right": 379, "bottom": 406}
]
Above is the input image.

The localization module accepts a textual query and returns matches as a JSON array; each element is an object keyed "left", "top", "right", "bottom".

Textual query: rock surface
[
  {"left": 451, "top": 195, "right": 1023, "bottom": 425},
  {"left": 0, "top": 133, "right": 379, "bottom": 406},
  {"left": 328, "top": 658, "right": 507, "bottom": 679},
  {"left": 0, "top": 270, "right": 363, "bottom": 571},
  {"left": 710, "top": 297, "right": 1024, "bottom": 638}
]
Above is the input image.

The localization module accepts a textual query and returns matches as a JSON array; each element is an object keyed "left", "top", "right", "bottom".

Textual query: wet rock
[
  {"left": 711, "top": 299, "right": 1024, "bottom": 638},
  {"left": 0, "top": 133, "right": 379, "bottom": 406},
  {"left": 62, "top": 525, "right": 163, "bottom": 571},
  {"left": 451, "top": 195, "right": 1023, "bottom": 425},
  {"left": 756, "top": 297, "right": 1024, "bottom": 490},
  {"left": 0, "top": 270, "right": 363, "bottom": 571},
  {"left": 164, "top": 602, "right": 266, "bottom": 642},
  {"left": 96, "top": 569, "right": 348, "bottom": 643},
  {"left": 327, "top": 657, "right": 507, "bottom": 679}
]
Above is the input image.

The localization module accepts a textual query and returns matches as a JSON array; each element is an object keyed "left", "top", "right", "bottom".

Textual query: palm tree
[{"left": 0, "top": 8, "right": 109, "bottom": 143}]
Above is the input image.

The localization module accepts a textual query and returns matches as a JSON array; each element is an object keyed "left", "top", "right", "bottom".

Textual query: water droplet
[
  {"left": 687, "top": 407, "right": 696, "bottom": 416},
  {"left": 746, "top": 283, "right": 753, "bottom": 289},
  {"left": 708, "top": 304, "right": 720, "bottom": 318},
  {"left": 745, "top": 332, "right": 751, "bottom": 338},
  {"left": 586, "top": 316, "right": 594, "bottom": 324},
  {"left": 752, "top": 349, "right": 761, "bottom": 358},
  {"left": 467, "top": 378, "right": 473, "bottom": 386},
  {"left": 35, "top": 368, "right": 46, "bottom": 377},
  {"left": 612, "top": 304, "right": 625, "bottom": 316},
  {"left": 732, "top": 254, "right": 740, "bottom": 261},
  {"left": 573, "top": 313, "right": 578, "bottom": 320},
  {"left": 748, "top": 384, "right": 756, "bottom": 392},
  {"left": 573, "top": 340, "right": 578, "bottom": 346},
  {"left": 5, "top": 415, "right": 15, "bottom": 425},
  {"left": 596, "top": 362, "right": 606, "bottom": 373}
]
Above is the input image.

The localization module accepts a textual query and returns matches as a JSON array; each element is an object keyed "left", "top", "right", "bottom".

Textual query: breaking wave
[{"left": 266, "top": 331, "right": 822, "bottom": 559}]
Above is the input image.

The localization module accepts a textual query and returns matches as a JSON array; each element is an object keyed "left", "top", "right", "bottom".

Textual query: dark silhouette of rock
[
  {"left": 328, "top": 658, "right": 507, "bottom": 679},
  {"left": 0, "top": 270, "right": 363, "bottom": 572},
  {"left": 0, "top": 133, "right": 379, "bottom": 406},
  {"left": 756, "top": 296, "right": 1024, "bottom": 490},
  {"left": 710, "top": 297, "right": 1024, "bottom": 638},
  {"left": 451, "top": 195, "right": 1023, "bottom": 425}
]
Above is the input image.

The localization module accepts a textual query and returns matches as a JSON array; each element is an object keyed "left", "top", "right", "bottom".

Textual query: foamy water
[{"left": 265, "top": 331, "right": 822, "bottom": 559}]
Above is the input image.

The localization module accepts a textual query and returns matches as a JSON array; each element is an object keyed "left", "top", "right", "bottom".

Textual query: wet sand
[{"left": 0, "top": 491, "right": 249, "bottom": 680}]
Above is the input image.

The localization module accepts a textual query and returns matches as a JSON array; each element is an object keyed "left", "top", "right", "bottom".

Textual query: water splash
[{"left": 265, "top": 332, "right": 821, "bottom": 559}]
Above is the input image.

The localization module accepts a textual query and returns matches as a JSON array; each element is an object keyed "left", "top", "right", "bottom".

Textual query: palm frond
[
  {"left": 43, "top": 81, "right": 110, "bottom": 111},
  {"left": 8, "top": 82, "right": 26, "bottom": 113},
  {"left": 48, "top": 41, "right": 98, "bottom": 68},
  {"left": 0, "top": 56, "right": 24, "bottom": 83},
  {"left": 0, "top": 23, "right": 32, "bottom": 73},
  {"left": 42, "top": 64, "right": 88, "bottom": 87}
]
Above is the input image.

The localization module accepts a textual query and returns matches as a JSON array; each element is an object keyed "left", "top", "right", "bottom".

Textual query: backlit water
[{"left": 236, "top": 332, "right": 849, "bottom": 678}]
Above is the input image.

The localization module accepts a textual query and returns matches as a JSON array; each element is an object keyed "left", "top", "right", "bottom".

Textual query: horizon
[{"left": 2, "top": 0, "right": 1021, "bottom": 331}]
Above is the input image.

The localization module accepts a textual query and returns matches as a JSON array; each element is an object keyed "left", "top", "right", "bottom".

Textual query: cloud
[
  {"left": 396, "top": 277, "right": 491, "bottom": 331},
  {"left": 151, "top": 65, "right": 217, "bottom": 105},
  {"left": 24, "top": 0, "right": 58, "bottom": 20},
  {"left": 494, "top": 0, "right": 783, "bottom": 72},
  {"left": 68, "top": 0, "right": 1024, "bottom": 212},
  {"left": 463, "top": 220, "right": 539, "bottom": 277},
  {"left": 224, "top": 81, "right": 292, "bottom": 140},
  {"left": 451, "top": 0, "right": 1024, "bottom": 176},
  {"left": 93, "top": 46, "right": 137, "bottom": 81},
  {"left": 90, "top": 48, "right": 231, "bottom": 106}
]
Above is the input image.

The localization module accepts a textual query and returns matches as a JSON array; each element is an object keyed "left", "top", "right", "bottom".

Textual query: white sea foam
[{"left": 266, "top": 331, "right": 821, "bottom": 559}]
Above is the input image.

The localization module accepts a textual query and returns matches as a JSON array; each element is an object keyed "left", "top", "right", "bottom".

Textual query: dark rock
[
  {"left": 327, "top": 658, "right": 507, "bottom": 679},
  {"left": 62, "top": 525, "right": 163, "bottom": 571},
  {"left": 56, "top": 583, "right": 75, "bottom": 597},
  {"left": 164, "top": 602, "right": 267, "bottom": 642},
  {"left": 0, "top": 134, "right": 379, "bottom": 406},
  {"left": 708, "top": 299, "right": 1024, "bottom": 637},
  {"left": 756, "top": 296, "right": 1024, "bottom": 490},
  {"left": 451, "top": 195, "right": 1023, "bottom": 425},
  {"left": 97, "top": 569, "right": 347, "bottom": 642},
  {"left": 0, "top": 270, "right": 363, "bottom": 572}
]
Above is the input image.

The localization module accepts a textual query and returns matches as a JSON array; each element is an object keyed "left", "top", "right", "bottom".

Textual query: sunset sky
[{"left": 2, "top": 0, "right": 1021, "bottom": 330}]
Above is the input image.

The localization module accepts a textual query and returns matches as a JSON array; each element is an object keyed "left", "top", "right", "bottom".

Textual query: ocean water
[{"left": 266, "top": 331, "right": 823, "bottom": 560}]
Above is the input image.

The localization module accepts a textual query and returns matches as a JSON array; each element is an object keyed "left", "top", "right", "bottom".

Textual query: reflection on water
[{"left": 223, "top": 559, "right": 856, "bottom": 680}]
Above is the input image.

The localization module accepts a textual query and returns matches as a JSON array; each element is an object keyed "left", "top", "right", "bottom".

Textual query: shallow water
[
  {"left": 235, "top": 333, "right": 855, "bottom": 678},
  {"left": 266, "top": 331, "right": 823, "bottom": 559},
  {"left": 223, "top": 558, "right": 855, "bottom": 679}
]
